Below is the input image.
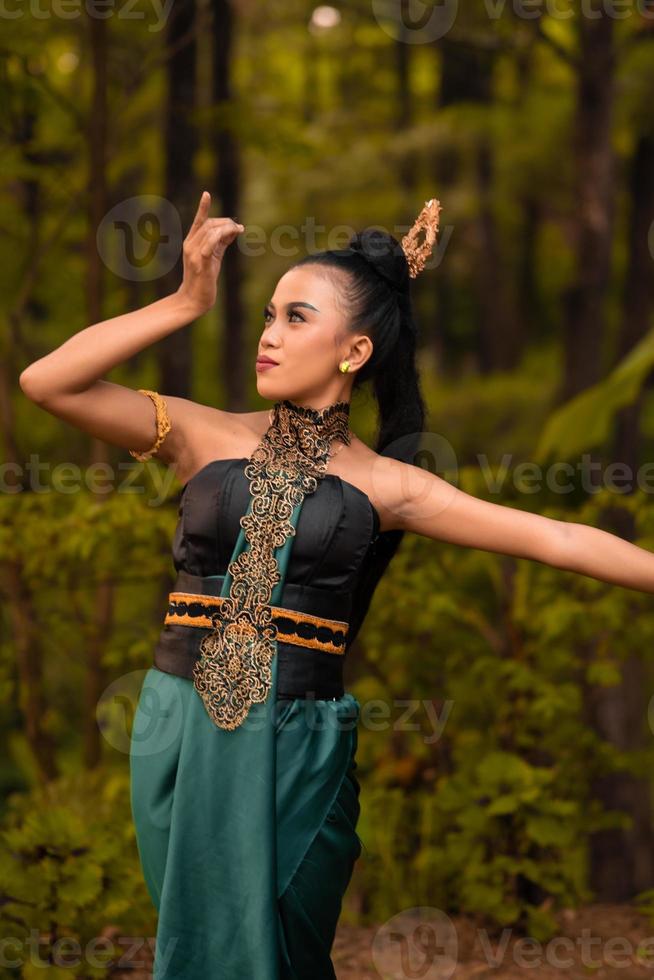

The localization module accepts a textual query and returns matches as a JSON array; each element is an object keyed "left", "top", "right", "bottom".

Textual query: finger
[
  {"left": 187, "top": 191, "right": 211, "bottom": 240},
  {"left": 202, "top": 217, "right": 245, "bottom": 231},
  {"left": 199, "top": 227, "right": 229, "bottom": 259},
  {"left": 193, "top": 219, "right": 243, "bottom": 246},
  {"left": 196, "top": 224, "right": 242, "bottom": 258},
  {"left": 191, "top": 218, "right": 243, "bottom": 250}
]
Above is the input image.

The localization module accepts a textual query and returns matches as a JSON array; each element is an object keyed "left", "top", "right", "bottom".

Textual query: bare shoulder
[
  {"left": 362, "top": 452, "right": 563, "bottom": 563},
  {"left": 326, "top": 437, "right": 408, "bottom": 533},
  {"left": 334, "top": 446, "right": 459, "bottom": 534},
  {"left": 163, "top": 400, "right": 269, "bottom": 485}
]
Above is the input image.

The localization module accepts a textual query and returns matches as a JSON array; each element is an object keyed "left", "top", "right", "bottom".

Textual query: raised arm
[
  {"left": 375, "top": 455, "right": 654, "bottom": 594},
  {"left": 18, "top": 192, "right": 245, "bottom": 476}
]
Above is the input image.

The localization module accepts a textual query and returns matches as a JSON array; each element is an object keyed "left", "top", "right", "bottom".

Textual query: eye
[{"left": 263, "top": 307, "right": 305, "bottom": 323}]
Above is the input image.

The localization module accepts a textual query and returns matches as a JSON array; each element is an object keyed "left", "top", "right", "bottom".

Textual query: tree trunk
[
  {"left": 84, "top": 2, "right": 112, "bottom": 770},
  {"left": 612, "top": 132, "right": 654, "bottom": 472},
  {"left": 588, "top": 131, "right": 654, "bottom": 901},
  {"left": 2, "top": 78, "right": 61, "bottom": 783},
  {"left": 559, "top": 13, "right": 616, "bottom": 401},
  {"left": 158, "top": 0, "right": 199, "bottom": 399},
  {"left": 474, "top": 136, "right": 519, "bottom": 373},
  {"left": 431, "top": 44, "right": 464, "bottom": 374},
  {"left": 395, "top": 2, "right": 417, "bottom": 197},
  {"left": 438, "top": 36, "right": 516, "bottom": 373},
  {"left": 0, "top": 356, "right": 58, "bottom": 782},
  {"left": 212, "top": 0, "right": 246, "bottom": 411},
  {"left": 586, "top": 631, "right": 654, "bottom": 900}
]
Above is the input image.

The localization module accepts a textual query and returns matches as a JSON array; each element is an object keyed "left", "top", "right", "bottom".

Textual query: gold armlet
[{"left": 129, "top": 389, "right": 172, "bottom": 462}]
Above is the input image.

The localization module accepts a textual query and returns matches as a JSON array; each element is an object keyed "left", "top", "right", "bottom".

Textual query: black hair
[{"left": 289, "top": 226, "right": 427, "bottom": 649}]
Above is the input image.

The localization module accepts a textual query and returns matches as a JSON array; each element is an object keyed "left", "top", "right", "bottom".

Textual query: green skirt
[{"left": 129, "top": 497, "right": 363, "bottom": 979}]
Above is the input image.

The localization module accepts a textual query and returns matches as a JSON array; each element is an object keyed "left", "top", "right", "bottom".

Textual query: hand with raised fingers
[{"left": 176, "top": 191, "right": 245, "bottom": 316}]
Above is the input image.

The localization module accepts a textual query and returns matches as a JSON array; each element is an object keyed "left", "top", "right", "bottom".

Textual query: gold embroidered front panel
[{"left": 191, "top": 399, "right": 351, "bottom": 730}]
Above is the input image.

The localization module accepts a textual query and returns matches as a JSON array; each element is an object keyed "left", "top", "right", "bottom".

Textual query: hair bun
[{"left": 348, "top": 228, "right": 410, "bottom": 296}]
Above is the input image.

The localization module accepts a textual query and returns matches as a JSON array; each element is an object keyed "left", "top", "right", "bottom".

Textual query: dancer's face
[{"left": 255, "top": 266, "right": 373, "bottom": 408}]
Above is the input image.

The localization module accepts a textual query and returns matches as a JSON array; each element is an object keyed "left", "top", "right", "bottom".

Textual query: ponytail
[{"left": 290, "top": 227, "right": 427, "bottom": 648}]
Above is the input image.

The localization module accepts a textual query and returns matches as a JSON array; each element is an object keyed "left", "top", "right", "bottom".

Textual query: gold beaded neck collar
[
  {"left": 265, "top": 398, "right": 352, "bottom": 471},
  {"left": 192, "top": 396, "right": 352, "bottom": 730}
]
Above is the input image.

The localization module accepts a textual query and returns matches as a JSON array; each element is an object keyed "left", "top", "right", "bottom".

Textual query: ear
[{"left": 346, "top": 334, "right": 374, "bottom": 372}]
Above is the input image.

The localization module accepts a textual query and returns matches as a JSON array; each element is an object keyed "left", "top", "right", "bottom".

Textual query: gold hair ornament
[{"left": 401, "top": 198, "right": 442, "bottom": 278}]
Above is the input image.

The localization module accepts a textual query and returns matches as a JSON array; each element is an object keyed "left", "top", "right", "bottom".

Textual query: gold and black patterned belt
[{"left": 164, "top": 591, "right": 349, "bottom": 656}]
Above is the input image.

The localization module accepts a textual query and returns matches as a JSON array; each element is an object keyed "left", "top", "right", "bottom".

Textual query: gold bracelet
[{"left": 129, "top": 389, "right": 172, "bottom": 462}]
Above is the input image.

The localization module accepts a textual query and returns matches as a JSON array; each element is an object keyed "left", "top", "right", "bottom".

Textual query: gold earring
[{"left": 339, "top": 360, "right": 350, "bottom": 373}]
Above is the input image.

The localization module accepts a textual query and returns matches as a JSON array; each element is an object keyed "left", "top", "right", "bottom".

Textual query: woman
[{"left": 18, "top": 192, "right": 654, "bottom": 979}]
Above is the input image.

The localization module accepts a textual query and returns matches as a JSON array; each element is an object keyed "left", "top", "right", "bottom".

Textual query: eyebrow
[{"left": 266, "top": 300, "right": 321, "bottom": 312}]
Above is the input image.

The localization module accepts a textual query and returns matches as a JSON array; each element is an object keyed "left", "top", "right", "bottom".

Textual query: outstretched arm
[{"left": 375, "top": 457, "right": 654, "bottom": 594}]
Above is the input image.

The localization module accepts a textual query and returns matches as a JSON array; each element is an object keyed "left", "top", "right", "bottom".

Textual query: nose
[{"left": 260, "top": 323, "right": 282, "bottom": 351}]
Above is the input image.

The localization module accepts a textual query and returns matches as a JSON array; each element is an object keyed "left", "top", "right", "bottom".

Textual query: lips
[{"left": 256, "top": 357, "right": 278, "bottom": 365}]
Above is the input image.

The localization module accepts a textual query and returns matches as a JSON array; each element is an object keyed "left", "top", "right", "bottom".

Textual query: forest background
[{"left": 2, "top": 0, "right": 654, "bottom": 974}]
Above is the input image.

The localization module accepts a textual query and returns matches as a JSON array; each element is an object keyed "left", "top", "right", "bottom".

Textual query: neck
[
  {"left": 270, "top": 397, "right": 352, "bottom": 450},
  {"left": 280, "top": 396, "right": 350, "bottom": 416}
]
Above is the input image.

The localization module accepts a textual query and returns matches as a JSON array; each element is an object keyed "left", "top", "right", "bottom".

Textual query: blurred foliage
[
  {"left": 0, "top": 470, "right": 178, "bottom": 808},
  {"left": 0, "top": 768, "right": 155, "bottom": 979},
  {"left": 347, "top": 484, "right": 654, "bottom": 937},
  {"left": 537, "top": 328, "right": 654, "bottom": 462},
  {"left": 3, "top": 0, "right": 654, "bottom": 955}
]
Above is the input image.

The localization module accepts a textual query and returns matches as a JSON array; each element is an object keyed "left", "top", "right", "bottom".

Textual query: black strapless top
[{"left": 153, "top": 457, "right": 381, "bottom": 699}]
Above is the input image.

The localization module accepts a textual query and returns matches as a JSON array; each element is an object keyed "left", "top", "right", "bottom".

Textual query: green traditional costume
[{"left": 129, "top": 398, "right": 382, "bottom": 979}]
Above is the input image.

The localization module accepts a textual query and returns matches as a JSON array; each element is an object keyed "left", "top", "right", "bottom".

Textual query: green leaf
[
  {"left": 536, "top": 326, "right": 654, "bottom": 460},
  {"left": 486, "top": 794, "right": 520, "bottom": 816},
  {"left": 586, "top": 661, "right": 623, "bottom": 686},
  {"left": 525, "top": 815, "right": 575, "bottom": 847}
]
